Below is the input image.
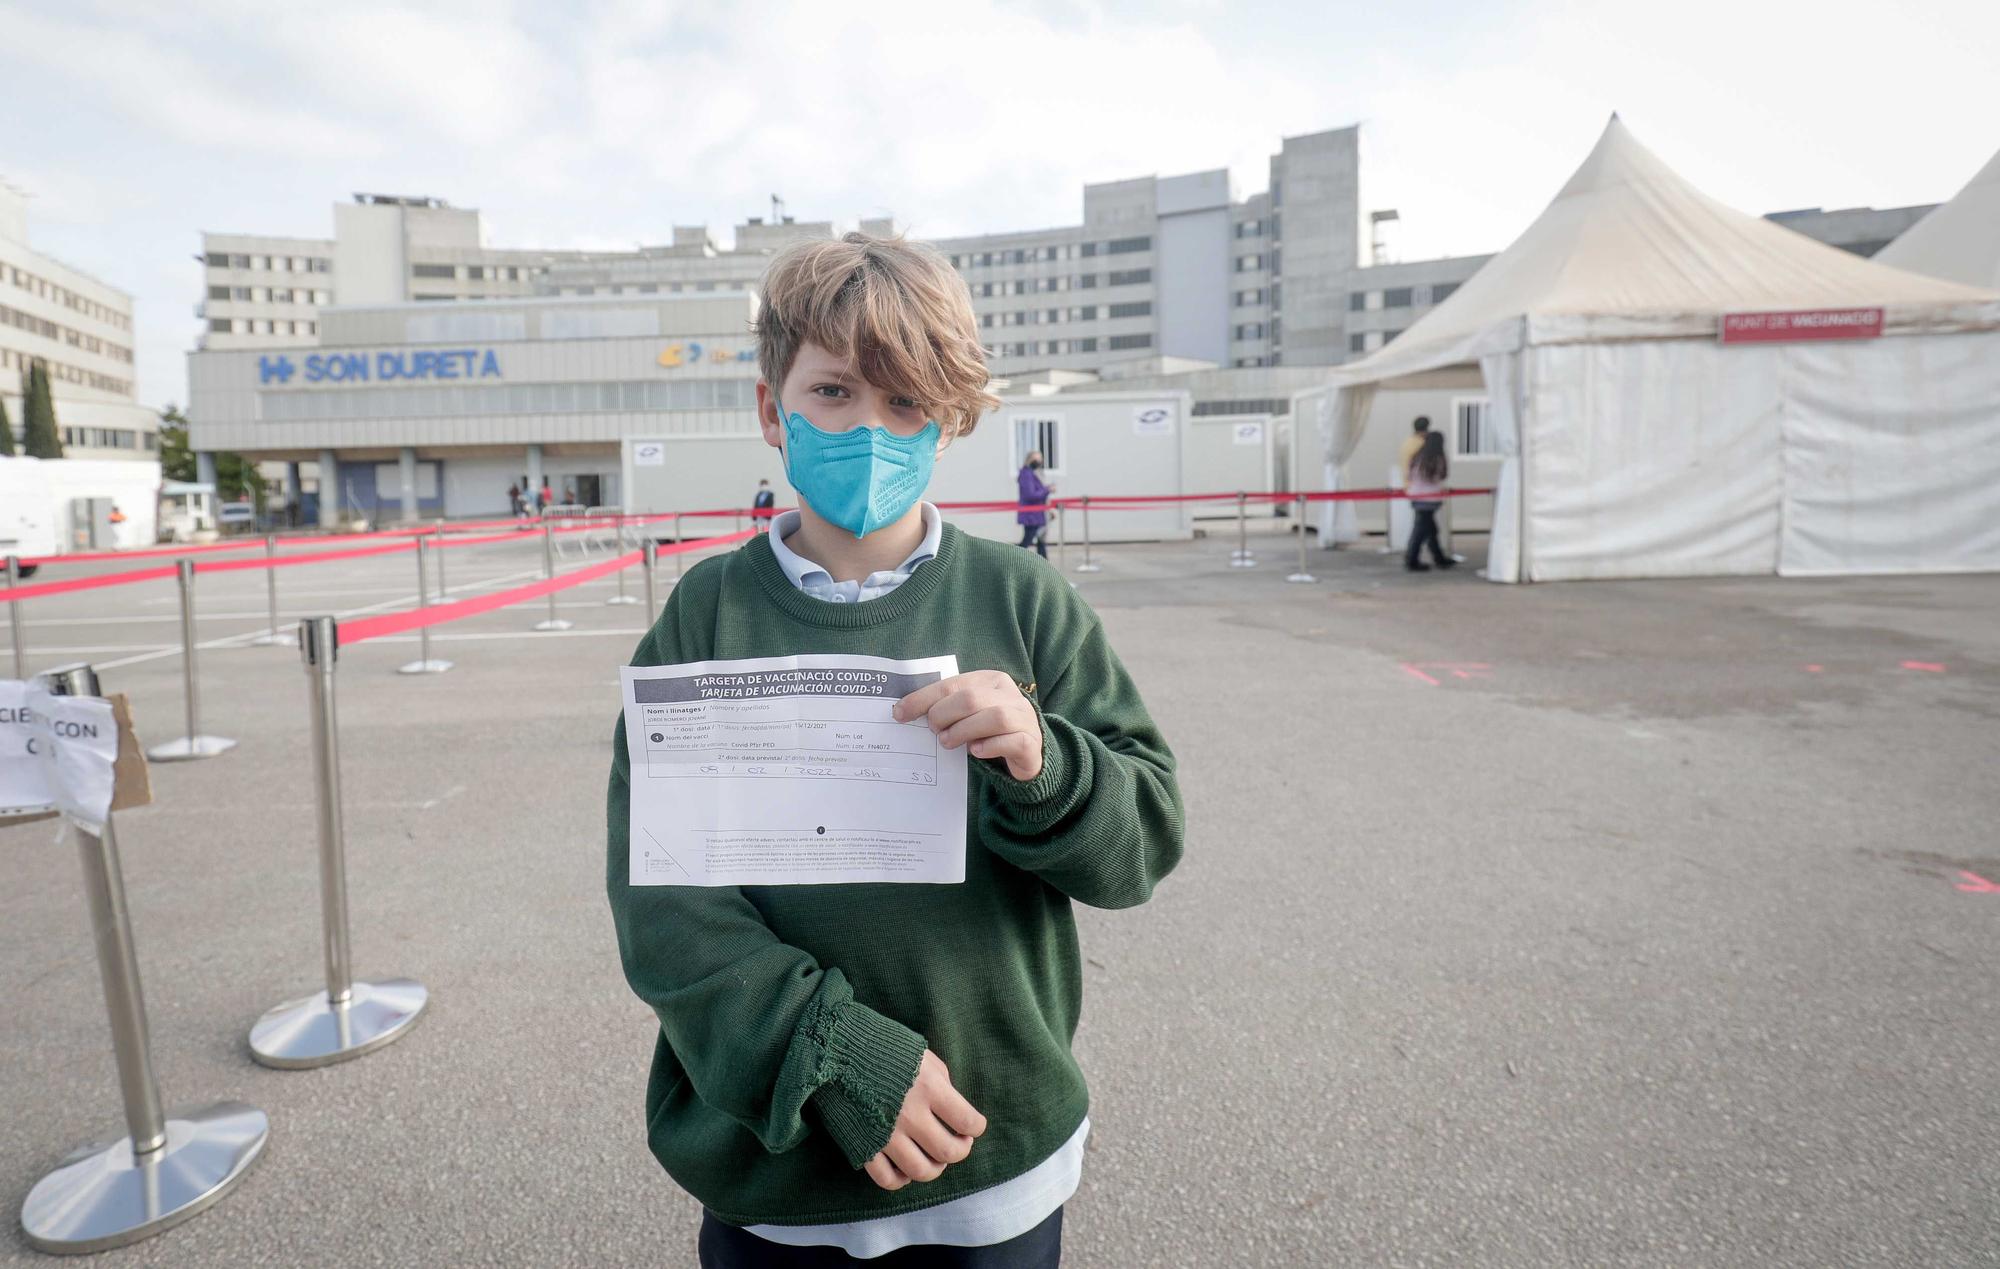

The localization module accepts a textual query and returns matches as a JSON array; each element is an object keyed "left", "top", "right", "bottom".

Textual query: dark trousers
[
  {"left": 1405, "top": 506, "right": 1448, "bottom": 567},
  {"left": 699, "top": 1207, "right": 1062, "bottom": 1268},
  {"left": 1018, "top": 523, "right": 1048, "bottom": 558}
]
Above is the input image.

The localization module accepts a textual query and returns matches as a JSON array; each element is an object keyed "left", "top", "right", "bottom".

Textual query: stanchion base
[
  {"left": 249, "top": 978, "right": 428, "bottom": 1069},
  {"left": 19, "top": 1101, "right": 269, "bottom": 1254},
  {"left": 1286, "top": 573, "right": 1318, "bottom": 584},
  {"left": 397, "top": 659, "right": 454, "bottom": 675},
  {"left": 1229, "top": 559, "right": 1258, "bottom": 569},
  {"left": 532, "top": 619, "right": 575, "bottom": 631},
  {"left": 145, "top": 736, "right": 236, "bottom": 762},
  {"left": 605, "top": 595, "right": 641, "bottom": 606},
  {"left": 1074, "top": 564, "right": 1103, "bottom": 574},
  {"left": 250, "top": 632, "right": 291, "bottom": 647}
]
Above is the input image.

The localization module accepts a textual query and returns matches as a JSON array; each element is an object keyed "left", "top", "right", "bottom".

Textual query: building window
[
  {"left": 1107, "top": 236, "right": 1150, "bottom": 254},
  {"left": 1235, "top": 254, "right": 1264, "bottom": 272},
  {"left": 1234, "top": 322, "right": 1265, "bottom": 340},
  {"left": 208, "top": 285, "right": 230, "bottom": 300},
  {"left": 209, "top": 318, "right": 233, "bottom": 333},
  {"left": 1108, "top": 301, "right": 1152, "bottom": 319},
  {"left": 1076, "top": 337, "right": 1098, "bottom": 352},
  {"left": 1235, "top": 220, "right": 1262, "bottom": 237},
  {"left": 1349, "top": 292, "right": 1366, "bottom": 312},
  {"left": 1383, "top": 287, "right": 1414, "bottom": 308},
  {"left": 1108, "top": 333, "right": 1152, "bottom": 351},
  {"left": 1430, "top": 282, "right": 1459, "bottom": 304},
  {"left": 1011, "top": 413, "right": 1064, "bottom": 475},
  {"left": 1234, "top": 288, "right": 1266, "bottom": 306},
  {"left": 1079, "top": 243, "right": 1097, "bottom": 258},
  {"left": 206, "top": 252, "right": 232, "bottom": 267},
  {"left": 1076, "top": 274, "right": 1097, "bottom": 289},
  {"left": 412, "top": 263, "right": 456, "bottom": 279},
  {"left": 1455, "top": 397, "right": 1497, "bottom": 455},
  {"left": 466, "top": 266, "right": 487, "bottom": 280},
  {"left": 1107, "top": 269, "right": 1151, "bottom": 286}
]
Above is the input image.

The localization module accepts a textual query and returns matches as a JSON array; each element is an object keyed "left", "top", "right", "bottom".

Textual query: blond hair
[{"left": 755, "top": 232, "right": 998, "bottom": 437}]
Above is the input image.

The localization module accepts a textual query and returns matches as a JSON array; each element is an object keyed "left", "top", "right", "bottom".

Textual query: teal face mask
[{"left": 779, "top": 403, "right": 940, "bottom": 538}]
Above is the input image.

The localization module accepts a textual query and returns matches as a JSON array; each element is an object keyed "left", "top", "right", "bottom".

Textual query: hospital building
[{"left": 184, "top": 125, "right": 1934, "bottom": 525}]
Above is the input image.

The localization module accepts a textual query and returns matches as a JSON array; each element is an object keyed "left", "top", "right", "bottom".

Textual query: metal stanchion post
[
  {"left": 1286, "top": 493, "right": 1317, "bottom": 584},
  {"left": 251, "top": 534, "right": 288, "bottom": 646},
  {"left": 397, "top": 538, "right": 452, "bottom": 674},
  {"left": 607, "top": 515, "right": 639, "bottom": 605},
  {"left": 21, "top": 663, "right": 268, "bottom": 1253},
  {"left": 433, "top": 519, "right": 448, "bottom": 596},
  {"left": 1230, "top": 491, "right": 1256, "bottom": 568},
  {"left": 146, "top": 558, "right": 235, "bottom": 761},
  {"left": 6, "top": 553, "right": 23, "bottom": 678},
  {"left": 533, "top": 522, "right": 573, "bottom": 631},
  {"left": 673, "top": 513, "right": 685, "bottom": 581},
  {"left": 1075, "top": 496, "right": 1102, "bottom": 574},
  {"left": 250, "top": 618, "right": 428, "bottom": 1067},
  {"left": 642, "top": 539, "right": 658, "bottom": 618}
]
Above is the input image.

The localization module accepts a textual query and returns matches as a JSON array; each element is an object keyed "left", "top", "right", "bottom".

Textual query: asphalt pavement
[{"left": 3, "top": 524, "right": 1996, "bottom": 1267}]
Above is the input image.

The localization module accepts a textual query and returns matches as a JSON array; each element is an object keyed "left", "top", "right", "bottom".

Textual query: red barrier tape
[
  {"left": 0, "top": 564, "right": 180, "bottom": 603},
  {"left": 18, "top": 539, "right": 266, "bottom": 567},
  {"left": 194, "top": 540, "right": 418, "bottom": 574},
  {"left": 338, "top": 529, "right": 756, "bottom": 647}
]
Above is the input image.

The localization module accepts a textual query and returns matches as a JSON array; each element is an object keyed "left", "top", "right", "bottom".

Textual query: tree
[
  {"left": 157, "top": 405, "right": 267, "bottom": 507},
  {"left": 22, "top": 359, "right": 62, "bottom": 458},
  {"left": 0, "top": 386, "right": 14, "bottom": 456}
]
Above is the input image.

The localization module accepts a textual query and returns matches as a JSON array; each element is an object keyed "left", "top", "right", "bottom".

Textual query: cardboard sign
[{"left": 0, "top": 685, "right": 149, "bottom": 830}]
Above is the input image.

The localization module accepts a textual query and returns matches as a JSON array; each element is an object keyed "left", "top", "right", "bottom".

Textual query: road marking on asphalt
[
  {"left": 1400, "top": 661, "right": 1491, "bottom": 686},
  {"left": 1957, "top": 870, "right": 2000, "bottom": 894},
  {"left": 1901, "top": 661, "right": 1947, "bottom": 673}
]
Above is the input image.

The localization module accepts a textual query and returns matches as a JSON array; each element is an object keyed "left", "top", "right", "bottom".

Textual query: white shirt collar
[{"left": 767, "top": 502, "right": 942, "bottom": 591}]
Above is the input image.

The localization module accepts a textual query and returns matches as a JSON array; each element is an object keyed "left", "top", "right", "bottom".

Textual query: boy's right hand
[{"left": 862, "top": 1050, "right": 987, "bottom": 1191}]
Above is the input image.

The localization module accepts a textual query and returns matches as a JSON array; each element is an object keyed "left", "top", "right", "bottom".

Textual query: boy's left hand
[{"left": 894, "top": 671, "right": 1043, "bottom": 781}]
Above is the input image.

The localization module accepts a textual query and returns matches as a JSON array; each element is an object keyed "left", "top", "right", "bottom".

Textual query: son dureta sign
[
  {"left": 258, "top": 348, "right": 503, "bottom": 385},
  {"left": 1719, "top": 308, "right": 1884, "bottom": 344}
]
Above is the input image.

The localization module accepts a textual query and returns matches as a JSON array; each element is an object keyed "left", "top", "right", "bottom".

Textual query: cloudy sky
[{"left": 4, "top": 0, "right": 1996, "bottom": 409}]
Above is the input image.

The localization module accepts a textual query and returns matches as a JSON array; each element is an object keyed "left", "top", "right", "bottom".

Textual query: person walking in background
[
  {"left": 538, "top": 477, "right": 552, "bottom": 512},
  {"left": 1404, "top": 431, "right": 1455, "bottom": 573},
  {"left": 508, "top": 483, "right": 522, "bottom": 517},
  {"left": 1017, "top": 450, "right": 1051, "bottom": 558},
  {"left": 1398, "top": 416, "right": 1431, "bottom": 477},
  {"left": 751, "top": 478, "right": 776, "bottom": 532}
]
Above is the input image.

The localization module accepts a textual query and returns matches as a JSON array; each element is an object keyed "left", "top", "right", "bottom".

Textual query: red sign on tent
[{"left": 1719, "top": 308, "right": 1884, "bottom": 344}]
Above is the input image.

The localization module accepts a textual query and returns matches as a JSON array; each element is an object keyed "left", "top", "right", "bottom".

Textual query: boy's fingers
[
  {"left": 937, "top": 705, "right": 1015, "bottom": 749},
  {"left": 892, "top": 677, "right": 957, "bottom": 722},
  {"left": 970, "top": 732, "right": 1028, "bottom": 763},
  {"left": 885, "top": 1135, "right": 946, "bottom": 1183},
  {"left": 932, "top": 1085, "right": 988, "bottom": 1138},
  {"left": 908, "top": 1113, "right": 974, "bottom": 1166},
  {"left": 864, "top": 1154, "right": 909, "bottom": 1191}
]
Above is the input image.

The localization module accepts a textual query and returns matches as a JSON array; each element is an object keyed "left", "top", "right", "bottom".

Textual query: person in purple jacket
[{"left": 1016, "top": 452, "right": 1052, "bottom": 558}]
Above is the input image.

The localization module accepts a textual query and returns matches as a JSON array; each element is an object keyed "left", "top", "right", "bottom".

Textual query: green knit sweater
[{"left": 605, "top": 524, "right": 1183, "bottom": 1227}]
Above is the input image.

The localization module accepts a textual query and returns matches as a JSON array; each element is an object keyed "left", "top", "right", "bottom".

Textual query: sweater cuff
[{"left": 808, "top": 1002, "right": 928, "bottom": 1169}]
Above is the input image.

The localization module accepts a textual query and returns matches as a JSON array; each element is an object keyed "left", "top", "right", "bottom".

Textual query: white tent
[
  {"left": 1876, "top": 147, "right": 2000, "bottom": 289},
  {"left": 1321, "top": 116, "right": 2000, "bottom": 582}
]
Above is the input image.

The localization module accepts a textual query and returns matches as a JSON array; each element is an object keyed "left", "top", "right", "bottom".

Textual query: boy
[{"left": 606, "top": 233, "right": 1183, "bottom": 1267}]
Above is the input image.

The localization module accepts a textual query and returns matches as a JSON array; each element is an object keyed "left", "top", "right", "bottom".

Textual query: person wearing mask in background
[
  {"left": 1404, "top": 430, "right": 1455, "bottom": 573},
  {"left": 752, "top": 478, "right": 777, "bottom": 532},
  {"left": 1016, "top": 451, "right": 1051, "bottom": 558}
]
